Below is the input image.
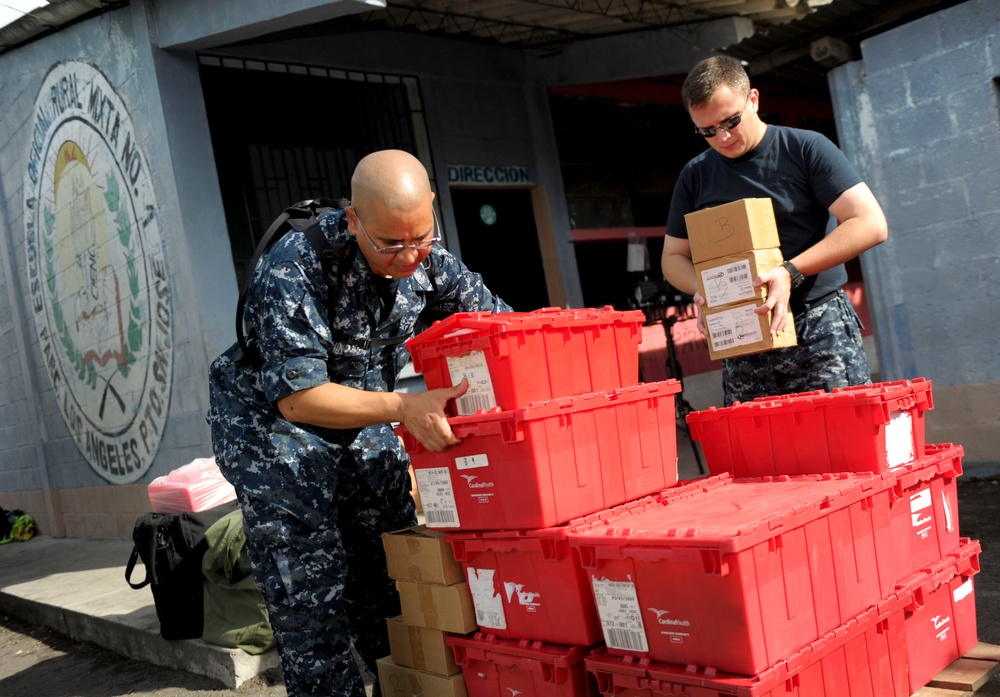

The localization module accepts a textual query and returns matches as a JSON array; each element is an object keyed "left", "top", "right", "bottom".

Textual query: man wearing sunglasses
[
  {"left": 207, "top": 149, "right": 511, "bottom": 697},
  {"left": 662, "top": 55, "right": 888, "bottom": 405}
]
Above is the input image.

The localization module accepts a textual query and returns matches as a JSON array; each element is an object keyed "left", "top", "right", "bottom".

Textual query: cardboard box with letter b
[{"left": 684, "top": 198, "right": 780, "bottom": 263}]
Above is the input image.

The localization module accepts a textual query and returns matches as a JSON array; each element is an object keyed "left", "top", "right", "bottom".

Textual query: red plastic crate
[
  {"left": 566, "top": 473, "right": 896, "bottom": 675},
  {"left": 585, "top": 590, "right": 911, "bottom": 697},
  {"left": 880, "top": 443, "right": 963, "bottom": 583},
  {"left": 398, "top": 380, "right": 681, "bottom": 530},
  {"left": 446, "top": 525, "right": 602, "bottom": 646},
  {"left": 447, "top": 633, "right": 598, "bottom": 697},
  {"left": 686, "top": 378, "right": 933, "bottom": 477},
  {"left": 898, "top": 538, "right": 980, "bottom": 693},
  {"left": 407, "top": 307, "right": 645, "bottom": 416}
]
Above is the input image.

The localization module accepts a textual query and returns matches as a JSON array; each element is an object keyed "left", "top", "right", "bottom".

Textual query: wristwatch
[{"left": 781, "top": 260, "right": 805, "bottom": 289}]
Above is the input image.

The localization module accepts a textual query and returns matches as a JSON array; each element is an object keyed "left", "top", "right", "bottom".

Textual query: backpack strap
[{"left": 237, "top": 198, "right": 345, "bottom": 361}]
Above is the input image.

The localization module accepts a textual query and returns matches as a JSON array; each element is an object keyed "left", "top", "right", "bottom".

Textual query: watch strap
[{"left": 781, "top": 260, "right": 805, "bottom": 289}]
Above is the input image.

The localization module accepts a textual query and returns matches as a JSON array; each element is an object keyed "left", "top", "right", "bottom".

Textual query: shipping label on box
[
  {"left": 376, "top": 656, "right": 467, "bottom": 697},
  {"left": 703, "top": 300, "right": 797, "bottom": 361},
  {"left": 386, "top": 616, "right": 462, "bottom": 676},
  {"left": 684, "top": 198, "right": 780, "bottom": 263},
  {"left": 396, "top": 580, "right": 479, "bottom": 634},
  {"left": 383, "top": 525, "right": 465, "bottom": 585},
  {"left": 696, "top": 248, "right": 784, "bottom": 309}
]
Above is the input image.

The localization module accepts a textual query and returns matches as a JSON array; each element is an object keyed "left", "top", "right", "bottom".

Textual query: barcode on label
[
  {"left": 728, "top": 273, "right": 750, "bottom": 282},
  {"left": 606, "top": 628, "right": 647, "bottom": 651},
  {"left": 457, "top": 393, "right": 495, "bottom": 415},
  {"left": 716, "top": 328, "right": 733, "bottom": 336},
  {"left": 425, "top": 510, "right": 457, "bottom": 524},
  {"left": 716, "top": 338, "right": 736, "bottom": 347}
]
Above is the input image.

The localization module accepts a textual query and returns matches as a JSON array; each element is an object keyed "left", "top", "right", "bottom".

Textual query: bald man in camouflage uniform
[{"left": 207, "top": 150, "right": 511, "bottom": 697}]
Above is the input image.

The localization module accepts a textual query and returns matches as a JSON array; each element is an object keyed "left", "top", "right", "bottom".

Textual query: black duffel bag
[{"left": 125, "top": 502, "right": 239, "bottom": 640}]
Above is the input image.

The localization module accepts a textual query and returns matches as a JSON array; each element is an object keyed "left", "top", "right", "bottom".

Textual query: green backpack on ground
[{"left": 201, "top": 508, "right": 275, "bottom": 654}]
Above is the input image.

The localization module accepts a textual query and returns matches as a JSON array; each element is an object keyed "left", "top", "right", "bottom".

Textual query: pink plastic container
[{"left": 147, "top": 457, "right": 236, "bottom": 513}]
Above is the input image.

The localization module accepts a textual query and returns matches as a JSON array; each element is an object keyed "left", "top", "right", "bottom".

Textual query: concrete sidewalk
[{"left": 0, "top": 535, "right": 279, "bottom": 688}]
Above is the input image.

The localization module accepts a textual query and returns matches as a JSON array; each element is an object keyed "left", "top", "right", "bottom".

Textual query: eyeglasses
[
  {"left": 694, "top": 94, "right": 750, "bottom": 138},
  {"left": 352, "top": 206, "right": 441, "bottom": 255}
]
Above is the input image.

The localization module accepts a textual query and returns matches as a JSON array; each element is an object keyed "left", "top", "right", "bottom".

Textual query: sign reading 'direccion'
[{"left": 447, "top": 164, "right": 534, "bottom": 186}]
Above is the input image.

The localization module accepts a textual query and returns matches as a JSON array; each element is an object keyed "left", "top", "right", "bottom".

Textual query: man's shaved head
[{"left": 351, "top": 150, "right": 431, "bottom": 215}]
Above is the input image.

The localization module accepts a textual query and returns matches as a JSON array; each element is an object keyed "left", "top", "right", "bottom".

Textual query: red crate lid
[
  {"left": 407, "top": 306, "right": 645, "bottom": 353},
  {"left": 395, "top": 379, "right": 680, "bottom": 449},
  {"left": 566, "top": 472, "right": 887, "bottom": 554},
  {"left": 687, "top": 377, "right": 933, "bottom": 428},
  {"left": 446, "top": 632, "right": 590, "bottom": 666},
  {"left": 897, "top": 537, "right": 981, "bottom": 601}
]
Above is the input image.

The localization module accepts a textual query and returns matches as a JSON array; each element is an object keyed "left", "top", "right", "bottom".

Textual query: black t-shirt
[{"left": 666, "top": 124, "right": 863, "bottom": 304}]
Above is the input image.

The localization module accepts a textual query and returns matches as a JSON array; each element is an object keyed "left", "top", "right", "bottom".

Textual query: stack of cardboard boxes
[
  {"left": 684, "top": 197, "right": 798, "bottom": 360},
  {"left": 377, "top": 526, "right": 477, "bottom": 696}
]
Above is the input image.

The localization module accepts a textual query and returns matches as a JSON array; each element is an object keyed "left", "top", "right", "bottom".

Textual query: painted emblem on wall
[{"left": 24, "top": 61, "right": 173, "bottom": 484}]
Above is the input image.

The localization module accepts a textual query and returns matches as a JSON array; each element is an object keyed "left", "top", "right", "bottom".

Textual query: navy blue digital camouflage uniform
[
  {"left": 207, "top": 208, "right": 511, "bottom": 697},
  {"left": 667, "top": 124, "right": 873, "bottom": 406}
]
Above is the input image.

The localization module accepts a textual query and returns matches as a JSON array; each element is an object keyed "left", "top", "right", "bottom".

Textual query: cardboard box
[
  {"left": 396, "top": 580, "right": 479, "bottom": 634},
  {"left": 703, "top": 299, "right": 797, "bottom": 361},
  {"left": 684, "top": 198, "right": 780, "bottom": 262},
  {"left": 386, "top": 615, "right": 462, "bottom": 676},
  {"left": 695, "top": 248, "right": 784, "bottom": 309},
  {"left": 383, "top": 525, "right": 464, "bottom": 585},
  {"left": 376, "top": 656, "right": 467, "bottom": 697}
]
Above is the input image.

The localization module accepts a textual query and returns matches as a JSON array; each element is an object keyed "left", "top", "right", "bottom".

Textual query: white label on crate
[
  {"left": 468, "top": 568, "right": 507, "bottom": 629},
  {"left": 592, "top": 577, "right": 649, "bottom": 652},
  {"left": 954, "top": 578, "right": 974, "bottom": 602},
  {"left": 446, "top": 351, "right": 498, "bottom": 416},
  {"left": 700, "top": 259, "right": 755, "bottom": 307},
  {"left": 455, "top": 454, "right": 489, "bottom": 471},
  {"left": 705, "top": 305, "right": 764, "bottom": 352},
  {"left": 504, "top": 581, "right": 542, "bottom": 612},
  {"left": 885, "top": 410, "right": 915, "bottom": 468},
  {"left": 910, "top": 488, "right": 933, "bottom": 539},
  {"left": 414, "top": 467, "right": 461, "bottom": 528}
]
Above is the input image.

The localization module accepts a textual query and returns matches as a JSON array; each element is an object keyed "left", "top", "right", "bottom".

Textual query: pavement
[{"left": 0, "top": 433, "right": 997, "bottom": 691}]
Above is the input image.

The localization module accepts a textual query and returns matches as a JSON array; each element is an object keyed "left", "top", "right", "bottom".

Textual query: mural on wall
[{"left": 24, "top": 60, "right": 173, "bottom": 484}]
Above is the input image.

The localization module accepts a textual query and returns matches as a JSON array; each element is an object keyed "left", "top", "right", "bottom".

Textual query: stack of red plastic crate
[
  {"left": 397, "top": 306, "right": 683, "bottom": 697},
  {"left": 575, "top": 379, "right": 979, "bottom": 696}
]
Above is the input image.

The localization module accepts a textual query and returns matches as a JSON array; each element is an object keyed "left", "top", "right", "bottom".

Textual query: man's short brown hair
[{"left": 681, "top": 56, "right": 751, "bottom": 110}]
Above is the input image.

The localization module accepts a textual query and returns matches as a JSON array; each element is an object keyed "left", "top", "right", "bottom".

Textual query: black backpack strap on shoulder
[{"left": 236, "top": 198, "right": 348, "bottom": 360}]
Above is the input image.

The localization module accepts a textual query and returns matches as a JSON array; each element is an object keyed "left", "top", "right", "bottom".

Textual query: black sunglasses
[{"left": 694, "top": 94, "right": 750, "bottom": 138}]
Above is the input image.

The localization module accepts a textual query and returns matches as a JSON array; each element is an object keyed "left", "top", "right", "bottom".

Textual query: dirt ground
[{"left": 1, "top": 477, "right": 998, "bottom": 697}]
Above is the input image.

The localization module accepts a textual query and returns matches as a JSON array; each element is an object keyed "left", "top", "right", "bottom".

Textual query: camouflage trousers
[
  {"left": 722, "top": 289, "right": 871, "bottom": 406},
  {"left": 235, "top": 437, "right": 417, "bottom": 697}
]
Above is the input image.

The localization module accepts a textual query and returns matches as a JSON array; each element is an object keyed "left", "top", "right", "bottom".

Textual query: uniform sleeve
[{"left": 245, "top": 248, "right": 334, "bottom": 405}]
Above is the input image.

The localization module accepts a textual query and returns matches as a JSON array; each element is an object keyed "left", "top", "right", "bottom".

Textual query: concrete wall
[{"left": 828, "top": 0, "right": 999, "bottom": 469}]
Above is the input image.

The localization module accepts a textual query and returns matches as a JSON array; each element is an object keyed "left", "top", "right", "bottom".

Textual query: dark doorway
[{"left": 450, "top": 188, "right": 549, "bottom": 312}]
